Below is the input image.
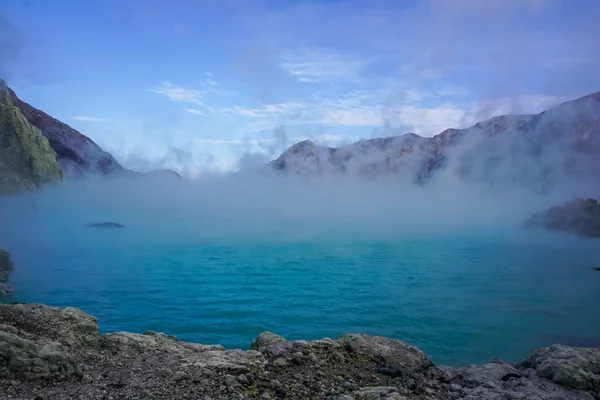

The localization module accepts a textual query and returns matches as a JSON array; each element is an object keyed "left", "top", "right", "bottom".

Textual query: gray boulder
[
  {"left": 518, "top": 344, "right": 600, "bottom": 392},
  {"left": 250, "top": 331, "right": 292, "bottom": 358},
  {"left": 339, "top": 333, "right": 433, "bottom": 375}
]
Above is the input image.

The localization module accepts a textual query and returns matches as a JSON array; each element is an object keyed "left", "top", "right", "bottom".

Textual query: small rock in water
[
  {"left": 593, "top": 266, "right": 600, "bottom": 271},
  {"left": 86, "top": 222, "right": 124, "bottom": 228}
]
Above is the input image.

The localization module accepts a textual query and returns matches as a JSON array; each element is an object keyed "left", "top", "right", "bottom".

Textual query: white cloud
[
  {"left": 219, "top": 90, "right": 569, "bottom": 137},
  {"left": 185, "top": 108, "right": 204, "bottom": 115},
  {"left": 149, "top": 82, "right": 205, "bottom": 105},
  {"left": 72, "top": 116, "right": 111, "bottom": 122},
  {"left": 279, "top": 47, "right": 367, "bottom": 83}
]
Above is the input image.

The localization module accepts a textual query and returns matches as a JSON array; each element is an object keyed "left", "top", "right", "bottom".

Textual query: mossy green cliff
[{"left": 0, "top": 79, "right": 62, "bottom": 194}]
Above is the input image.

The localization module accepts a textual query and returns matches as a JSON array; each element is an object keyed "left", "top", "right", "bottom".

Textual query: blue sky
[{"left": 2, "top": 0, "right": 599, "bottom": 174}]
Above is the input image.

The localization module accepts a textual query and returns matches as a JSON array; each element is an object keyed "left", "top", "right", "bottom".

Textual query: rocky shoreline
[{"left": 0, "top": 303, "right": 598, "bottom": 399}]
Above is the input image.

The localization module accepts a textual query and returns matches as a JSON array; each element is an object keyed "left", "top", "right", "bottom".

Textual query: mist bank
[
  {"left": 0, "top": 170, "right": 594, "bottom": 246},
  {"left": 1, "top": 80, "right": 598, "bottom": 243}
]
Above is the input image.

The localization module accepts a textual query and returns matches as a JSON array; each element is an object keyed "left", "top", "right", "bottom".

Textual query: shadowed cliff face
[
  {"left": 0, "top": 80, "right": 62, "bottom": 194},
  {"left": 526, "top": 198, "right": 600, "bottom": 237},
  {"left": 269, "top": 92, "right": 600, "bottom": 193},
  {"left": 7, "top": 87, "right": 126, "bottom": 178},
  {"left": 0, "top": 249, "right": 13, "bottom": 295}
]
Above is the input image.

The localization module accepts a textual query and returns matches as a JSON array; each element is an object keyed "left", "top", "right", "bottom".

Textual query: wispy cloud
[
  {"left": 185, "top": 108, "right": 204, "bottom": 115},
  {"left": 279, "top": 47, "right": 367, "bottom": 83},
  {"left": 221, "top": 90, "right": 569, "bottom": 136},
  {"left": 72, "top": 116, "right": 111, "bottom": 122},
  {"left": 191, "top": 134, "right": 348, "bottom": 147},
  {"left": 149, "top": 82, "right": 205, "bottom": 105}
]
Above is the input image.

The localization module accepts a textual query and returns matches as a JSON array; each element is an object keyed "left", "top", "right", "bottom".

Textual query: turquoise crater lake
[{"left": 1, "top": 179, "right": 600, "bottom": 366}]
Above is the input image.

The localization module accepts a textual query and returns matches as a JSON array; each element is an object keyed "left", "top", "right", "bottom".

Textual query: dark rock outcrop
[
  {"left": 526, "top": 198, "right": 600, "bottom": 237},
  {"left": 1, "top": 303, "right": 599, "bottom": 399},
  {"left": 0, "top": 249, "right": 13, "bottom": 295},
  {"left": 0, "top": 80, "right": 63, "bottom": 193},
  {"left": 6, "top": 85, "right": 126, "bottom": 178}
]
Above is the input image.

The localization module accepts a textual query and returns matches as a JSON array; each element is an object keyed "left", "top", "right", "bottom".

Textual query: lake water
[{"left": 1, "top": 179, "right": 599, "bottom": 366}]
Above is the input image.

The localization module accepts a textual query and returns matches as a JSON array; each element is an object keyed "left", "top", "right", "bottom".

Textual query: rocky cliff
[
  {"left": 0, "top": 302, "right": 598, "bottom": 399},
  {"left": 270, "top": 93, "right": 600, "bottom": 190},
  {"left": 0, "top": 80, "right": 63, "bottom": 194},
  {"left": 526, "top": 198, "right": 600, "bottom": 237},
  {"left": 7, "top": 86, "right": 126, "bottom": 178},
  {"left": 0, "top": 249, "right": 13, "bottom": 295}
]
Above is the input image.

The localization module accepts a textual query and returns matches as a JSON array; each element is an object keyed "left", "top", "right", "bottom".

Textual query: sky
[{"left": 1, "top": 0, "right": 600, "bottom": 174}]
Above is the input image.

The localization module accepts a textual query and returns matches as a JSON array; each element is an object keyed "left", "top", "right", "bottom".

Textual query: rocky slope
[
  {"left": 526, "top": 198, "right": 600, "bottom": 237},
  {"left": 0, "top": 249, "right": 13, "bottom": 295},
  {"left": 7, "top": 85, "right": 126, "bottom": 178},
  {"left": 0, "top": 80, "right": 184, "bottom": 189},
  {"left": 0, "top": 303, "right": 598, "bottom": 400},
  {"left": 270, "top": 92, "right": 600, "bottom": 190},
  {"left": 0, "top": 80, "right": 63, "bottom": 194}
]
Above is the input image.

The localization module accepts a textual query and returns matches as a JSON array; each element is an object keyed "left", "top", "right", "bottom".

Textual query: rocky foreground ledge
[{"left": 0, "top": 303, "right": 599, "bottom": 400}]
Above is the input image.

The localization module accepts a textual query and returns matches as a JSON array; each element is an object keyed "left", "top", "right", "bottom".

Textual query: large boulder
[
  {"left": 0, "top": 303, "right": 98, "bottom": 347},
  {"left": 452, "top": 347, "right": 600, "bottom": 400},
  {"left": 0, "top": 330, "right": 82, "bottom": 380},
  {"left": 339, "top": 333, "right": 433, "bottom": 375},
  {"left": 0, "top": 80, "right": 63, "bottom": 194},
  {"left": 249, "top": 332, "right": 292, "bottom": 357},
  {"left": 0, "top": 303, "right": 98, "bottom": 381},
  {"left": 452, "top": 361, "right": 523, "bottom": 389},
  {"left": 526, "top": 198, "right": 600, "bottom": 237},
  {"left": 518, "top": 344, "right": 600, "bottom": 392}
]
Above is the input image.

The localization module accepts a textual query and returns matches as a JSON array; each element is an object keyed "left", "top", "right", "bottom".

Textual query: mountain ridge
[{"left": 269, "top": 90, "right": 600, "bottom": 190}]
